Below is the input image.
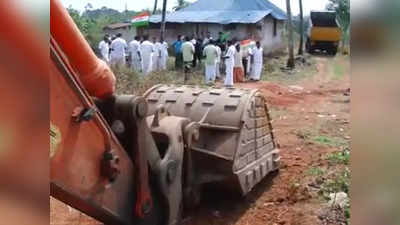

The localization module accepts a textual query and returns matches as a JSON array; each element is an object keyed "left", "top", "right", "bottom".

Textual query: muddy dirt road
[{"left": 51, "top": 55, "right": 350, "bottom": 225}]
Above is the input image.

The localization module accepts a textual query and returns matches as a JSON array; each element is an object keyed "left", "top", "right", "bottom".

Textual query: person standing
[
  {"left": 233, "top": 44, "right": 244, "bottom": 83},
  {"left": 110, "top": 33, "right": 128, "bottom": 68},
  {"left": 152, "top": 37, "right": 160, "bottom": 71},
  {"left": 250, "top": 41, "right": 263, "bottom": 81},
  {"left": 202, "top": 40, "right": 218, "bottom": 84},
  {"left": 223, "top": 40, "right": 236, "bottom": 87},
  {"left": 158, "top": 37, "right": 169, "bottom": 70},
  {"left": 182, "top": 36, "right": 195, "bottom": 81},
  {"left": 98, "top": 34, "right": 110, "bottom": 63},
  {"left": 139, "top": 35, "right": 155, "bottom": 75},
  {"left": 215, "top": 44, "right": 222, "bottom": 79},
  {"left": 129, "top": 36, "right": 141, "bottom": 72},
  {"left": 193, "top": 37, "right": 203, "bottom": 68},
  {"left": 173, "top": 35, "right": 183, "bottom": 69},
  {"left": 202, "top": 32, "right": 212, "bottom": 47}
]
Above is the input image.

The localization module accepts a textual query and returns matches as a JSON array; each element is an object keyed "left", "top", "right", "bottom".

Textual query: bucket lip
[{"left": 231, "top": 89, "right": 278, "bottom": 173}]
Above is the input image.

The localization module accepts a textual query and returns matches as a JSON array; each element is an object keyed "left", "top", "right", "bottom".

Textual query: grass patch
[
  {"left": 333, "top": 63, "right": 345, "bottom": 79},
  {"left": 313, "top": 135, "right": 347, "bottom": 148},
  {"left": 262, "top": 54, "right": 318, "bottom": 85},
  {"left": 113, "top": 62, "right": 206, "bottom": 96},
  {"left": 327, "top": 148, "right": 350, "bottom": 165},
  {"left": 307, "top": 167, "right": 326, "bottom": 176},
  {"left": 323, "top": 168, "right": 350, "bottom": 195}
]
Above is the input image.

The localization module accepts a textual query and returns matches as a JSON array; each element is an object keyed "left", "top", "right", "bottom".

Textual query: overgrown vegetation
[
  {"left": 261, "top": 54, "right": 318, "bottom": 85},
  {"left": 114, "top": 59, "right": 206, "bottom": 95},
  {"left": 67, "top": 6, "right": 139, "bottom": 52},
  {"left": 326, "top": 0, "right": 351, "bottom": 51}
]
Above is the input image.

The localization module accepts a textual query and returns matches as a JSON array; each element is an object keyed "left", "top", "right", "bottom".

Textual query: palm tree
[
  {"left": 286, "top": 0, "right": 295, "bottom": 69},
  {"left": 298, "top": 0, "right": 304, "bottom": 55},
  {"left": 173, "top": 0, "right": 190, "bottom": 11},
  {"left": 161, "top": 0, "right": 168, "bottom": 40},
  {"left": 153, "top": 0, "right": 158, "bottom": 14}
]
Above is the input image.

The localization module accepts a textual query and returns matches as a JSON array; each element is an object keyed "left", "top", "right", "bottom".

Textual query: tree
[
  {"left": 160, "top": 0, "right": 168, "bottom": 40},
  {"left": 298, "top": 0, "right": 304, "bottom": 55},
  {"left": 173, "top": 0, "right": 190, "bottom": 11},
  {"left": 286, "top": 0, "right": 295, "bottom": 69},
  {"left": 326, "top": 0, "right": 350, "bottom": 51}
]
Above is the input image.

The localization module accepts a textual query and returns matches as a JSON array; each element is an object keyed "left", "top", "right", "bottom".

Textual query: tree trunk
[
  {"left": 297, "top": 0, "right": 304, "bottom": 55},
  {"left": 153, "top": 0, "right": 158, "bottom": 14},
  {"left": 160, "top": 0, "right": 167, "bottom": 40},
  {"left": 286, "top": 0, "right": 295, "bottom": 69}
]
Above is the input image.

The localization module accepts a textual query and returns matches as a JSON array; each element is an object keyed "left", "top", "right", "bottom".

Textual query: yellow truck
[{"left": 306, "top": 11, "right": 341, "bottom": 55}]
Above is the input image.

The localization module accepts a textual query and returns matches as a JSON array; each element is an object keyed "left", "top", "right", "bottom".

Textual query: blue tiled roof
[{"left": 150, "top": 0, "right": 286, "bottom": 24}]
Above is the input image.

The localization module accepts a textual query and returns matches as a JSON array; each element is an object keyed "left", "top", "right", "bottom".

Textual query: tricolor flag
[{"left": 132, "top": 12, "right": 150, "bottom": 27}]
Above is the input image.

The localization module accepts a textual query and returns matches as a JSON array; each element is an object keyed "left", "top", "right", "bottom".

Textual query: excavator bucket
[{"left": 144, "top": 85, "right": 280, "bottom": 195}]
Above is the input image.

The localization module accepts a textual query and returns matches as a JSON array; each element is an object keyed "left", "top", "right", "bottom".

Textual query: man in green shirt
[
  {"left": 182, "top": 36, "right": 195, "bottom": 74},
  {"left": 203, "top": 40, "right": 218, "bottom": 84}
]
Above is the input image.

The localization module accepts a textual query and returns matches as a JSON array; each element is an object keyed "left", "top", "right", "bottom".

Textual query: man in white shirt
[
  {"left": 129, "top": 36, "right": 141, "bottom": 72},
  {"left": 152, "top": 37, "right": 160, "bottom": 71},
  {"left": 158, "top": 37, "right": 169, "bottom": 70},
  {"left": 139, "top": 35, "right": 155, "bottom": 75},
  {"left": 223, "top": 40, "right": 236, "bottom": 86},
  {"left": 250, "top": 41, "right": 263, "bottom": 81},
  {"left": 202, "top": 32, "right": 212, "bottom": 46},
  {"left": 110, "top": 33, "right": 128, "bottom": 68},
  {"left": 98, "top": 34, "right": 110, "bottom": 63}
]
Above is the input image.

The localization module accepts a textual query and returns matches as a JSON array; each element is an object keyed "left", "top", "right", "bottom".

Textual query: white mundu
[
  {"left": 203, "top": 44, "right": 218, "bottom": 83},
  {"left": 110, "top": 37, "right": 127, "bottom": 66},
  {"left": 129, "top": 40, "right": 141, "bottom": 72},
  {"left": 140, "top": 40, "right": 155, "bottom": 75},
  {"left": 224, "top": 45, "right": 236, "bottom": 86},
  {"left": 250, "top": 47, "right": 263, "bottom": 80},
  {"left": 159, "top": 41, "right": 169, "bottom": 70},
  {"left": 153, "top": 42, "right": 161, "bottom": 71},
  {"left": 98, "top": 40, "right": 109, "bottom": 63},
  {"left": 215, "top": 45, "right": 221, "bottom": 78}
]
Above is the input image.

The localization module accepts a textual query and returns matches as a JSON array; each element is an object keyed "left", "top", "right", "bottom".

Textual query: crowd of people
[
  {"left": 98, "top": 31, "right": 264, "bottom": 87},
  {"left": 98, "top": 33, "right": 169, "bottom": 75}
]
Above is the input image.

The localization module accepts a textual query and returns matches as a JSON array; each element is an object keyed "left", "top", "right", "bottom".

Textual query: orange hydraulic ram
[{"left": 51, "top": 0, "right": 115, "bottom": 99}]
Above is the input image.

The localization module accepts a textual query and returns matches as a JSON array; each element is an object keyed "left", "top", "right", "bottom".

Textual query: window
[{"left": 273, "top": 19, "right": 277, "bottom": 37}]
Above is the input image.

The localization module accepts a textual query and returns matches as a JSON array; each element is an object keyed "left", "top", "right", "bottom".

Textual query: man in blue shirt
[{"left": 173, "top": 35, "right": 183, "bottom": 69}]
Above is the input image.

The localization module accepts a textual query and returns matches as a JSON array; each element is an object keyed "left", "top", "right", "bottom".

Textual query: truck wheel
[{"left": 329, "top": 47, "right": 338, "bottom": 56}]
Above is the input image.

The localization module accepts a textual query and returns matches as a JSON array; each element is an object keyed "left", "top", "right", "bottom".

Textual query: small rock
[
  {"left": 318, "top": 115, "right": 326, "bottom": 118},
  {"left": 263, "top": 202, "right": 275, "bottom": 207},
  {"left": 296, "top": 147, "right": 301, "bottom": 151},
  {"left": 289, "top": 85, "right": 304, "bottom": 91},
  {"left": 328, "top": 192, "right": 349, "bottom": 209}
]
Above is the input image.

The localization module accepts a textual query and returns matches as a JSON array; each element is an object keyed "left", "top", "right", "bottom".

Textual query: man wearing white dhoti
[
  {"left": 203, "top": 40, "right": 218, "bottom": 84},
  {"left": 139, "top": 35, "right": 155, "bottom": 75},
  {"left": 223, "top": 40, "right": 236, "bottom": 87},
  {"left": 250, "top": 41, "right": 263, "bottom": 81}
]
